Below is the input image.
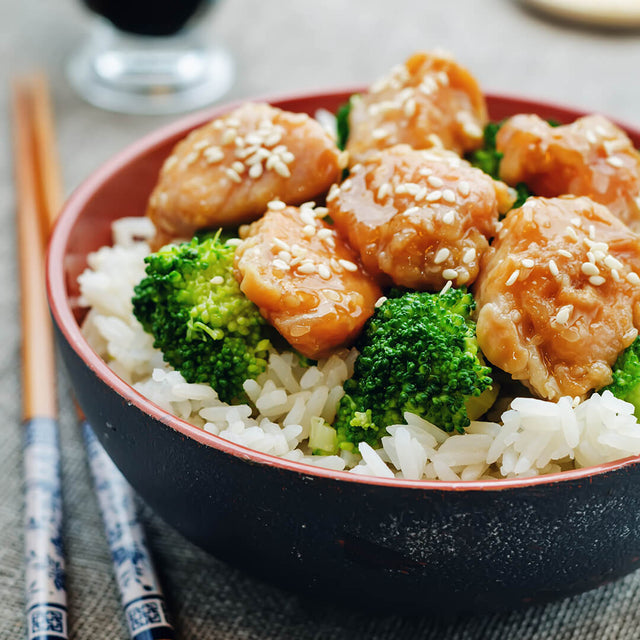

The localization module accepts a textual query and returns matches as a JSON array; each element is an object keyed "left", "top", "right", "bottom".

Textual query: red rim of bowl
[{"left": 46, "top": 88, "right": 640, "bottom": 492}]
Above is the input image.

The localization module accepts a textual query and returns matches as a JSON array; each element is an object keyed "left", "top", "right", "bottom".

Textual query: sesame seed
[
  {"left": 268, "top": 199, "right": 286, "bottom": 210},
  {"left": 587, "top": 251, "right": 596, "bottom": 264},
  {"left": 317, "top": 228, "right": 333, "bottom": 240},
  {"left": 404, "top": 98, "right": 417, "bottom": 118},
  {"left": 570, "top": 217, "right": 582, "bottom": 226},
  {"left": 434, "top": 248, "right": 450, "bottom": 264},
  {"left": 326, "top": 184, "right": 340, "bottom": 202},
  {"left": 232, "top": 161, "right": 245, "bottom": 174},
  {"left": 278, "top": 250, "right": 292, "bottom": 263},
  {"left": 458, "top": 181, "right": 470, "bottom": 197},
  {"left": 245, "top": 148, "right": 270, "bottom": 164},
  {"left": 589, "top": 225, "right": 596, "bottom": 240},
  {"left": 183, "top": 151, "right": 199, "bottom": 166},
  {"left": 442, "top": 268, "right": 458, "bottom": 280},
  {"left": 442, "top": 210, "right": 456, "bottom": 224},
  {"left": 339, "top": 259, "right": 358, "bottom": 272},
  {"left": 302, "top": 224, "right": 316, "bottom": 237},
  {"left": 226, "top": 168, "right": 242, "bottom": 183},
  {"left": 318, "top": 264, "right": 332, "bottom": 280},
  {"left": 581, "top": 262, "right": 600, "bottom": 276},
  {"left": 555, "top": 305, "right": 573, "bottom": 325},
  {"left": 210, "top": 275, "right": 224, "bottom": 285},
  {"left": 404, "top": 206, "right": 421, "bottom": 216},
  {"left": 505, "top": 269, "right": 520, "bottom": 286},
  {"left": 341, "top": 179, "right": 353, "bottom": 191},
  {"left": 427, "top": 175, "right": 444, "bottom": 188},
  {"left": 442, "top": 189, "right": 456, "bottom": 203},
  {"left": 611, "top": 268, "right": 621, "bottom": 281},
  {"left": 462, "top": 121, "right": 483, "bottom": 138},
  {"left": 297, "top": 262, "right": 316, "bottom": 274},
  {"left": 418, "top": 167, "right": 433, "bottom": 176},
  {"left": 300, "top": 209, "right": 316, "bottom": 226},
  {"left": 440, "top": 280, "right": 453, "bottom": 294},
  {"left": 522, "top": 258, "right": 535, "bottom": 268},
  {"left": 436, "top": 71, "right": 449, "bottom": 86},
  {"left": 377, "top": 183, "right": 392, "bottom": 199},
  {"left": 606, "top": 156, "right": 624, "bottom": 168},
  {"left": 558, "top": 249, "right": 573, "bottom": 259},
  {"left": 462, "top": 247, "right": 476, "bottom": 264},
  {"left": 628, "top": 272, "right": 640, "bottom": 285},
  {"left": 273, "top": 160, "right": 291, "bottom": 178},
  {"left": 589, "top": 275, "right": 606, "bottom": 286},
  {"left": 375, "top": 296, "right": 388, "bottom": 308},
  {"left": 272, "top": 237, "right": 290, "bottom": 250},
  {"left": 272, "top": 259, "right": 290, "bottom": 271},
  {"left": 457, "top": 268, "right": 470, "bottom": 283},
  {"left": 565, "top": 226, "right": 579, "bottom": 241},
  {"left": 549, "top": 260, "right": 559, "bottom": 276},
  {"left": 265, "top": 132, "right": 283, "bottom": 147},
  {"left": 249, "top": 163, "right": 263, "bottom": 179},
  {"left": 426, "top": 190, "right": 442, "bottom": 202},
  {"left": 221, "top": 128, "right": 237, "bottom": 145},
  {"left": 372, "top": 127, "right": 389, "bottom": 140}
]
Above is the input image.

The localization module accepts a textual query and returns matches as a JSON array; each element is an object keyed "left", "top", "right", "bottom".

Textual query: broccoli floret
[
  {"left": 468, "top": 121, "right": 504, "bottom": 179},
  {"left": 335, "top": 97, "right": 353, "bottom": 151},
  {"left": 467, "top": 121, "right": 534, "bottom": 209},
  {"left": 603, "top": 337, "right": 640, "bottom": 418},
  {"left": 334, "top": 288, "right": 495, "bottom": 450},
  {"left": 132, "top": 231, "right": 271, "bottom": 403}
]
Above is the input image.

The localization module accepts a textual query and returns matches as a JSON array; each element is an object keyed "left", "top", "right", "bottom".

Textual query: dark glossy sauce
[{"left": 82, "top": 0, "right": 213, "bottom": 36}]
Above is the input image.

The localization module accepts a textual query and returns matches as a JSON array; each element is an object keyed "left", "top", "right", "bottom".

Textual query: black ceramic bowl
[{"left": 47, "top": 90, "right": 640, "bottom": 615}]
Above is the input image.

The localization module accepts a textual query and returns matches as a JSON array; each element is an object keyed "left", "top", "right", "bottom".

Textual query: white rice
[{"left": 78, "top": 218, "right": 640, "bottom": 482}]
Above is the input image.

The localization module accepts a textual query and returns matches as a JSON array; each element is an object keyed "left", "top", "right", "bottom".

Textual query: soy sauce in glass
[
  {"left": 68, "top": 0, "right": 233, "bottom": 114},
  {"left": 81, "top": 0, "right": 214, "bottom": 36}
]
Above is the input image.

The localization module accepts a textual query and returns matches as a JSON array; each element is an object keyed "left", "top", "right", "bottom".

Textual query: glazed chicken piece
[
  {"left": 234, "top": 202, "right": 382, "bottom": 359},
  {"left": 326, "top": 145, "right": 514, "bottom": 290},
  {"left": 346, "top": 50, "right": 487, "bottom": 165},
  {"left": 497, "top": 114, "right": 640, "bottom": 231},
  {"left": 474, "top": 196, "right": 640, "bottom": 401},
  {"left": 146, "top": 102, "right": 344, "bottom": 246}
]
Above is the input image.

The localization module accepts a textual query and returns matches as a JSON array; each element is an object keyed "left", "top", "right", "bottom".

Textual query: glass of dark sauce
[{"left": 67, "top": 0, "right": 234, "bottom": 114}]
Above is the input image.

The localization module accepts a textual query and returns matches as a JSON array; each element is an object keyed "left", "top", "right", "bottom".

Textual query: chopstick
[
  {"left": 12, "top": 73, "right": 175, "bottom": 640},
  {"left": 13, "top": 75, "right": 68, "bottom": 640}
]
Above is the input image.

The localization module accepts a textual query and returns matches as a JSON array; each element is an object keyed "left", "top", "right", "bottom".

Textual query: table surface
[{"left": 4, "top": 1, "right": 640, "bottom": 638}]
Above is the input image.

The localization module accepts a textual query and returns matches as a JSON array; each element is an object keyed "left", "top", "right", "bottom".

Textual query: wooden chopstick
[
  {"left": 13, "top": 77, "right": 58, "bottom": 421},
  {"left": 13, "top": 75, "right": 68, "bottom": 640},
  {"left": 16, "top": 73, "right": 175, "bottom": 640}
]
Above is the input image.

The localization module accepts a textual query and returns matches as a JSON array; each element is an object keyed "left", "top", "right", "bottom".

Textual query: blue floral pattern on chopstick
[
  {"left": 24, "top": 417, "right": 68, "bottom": 640},
  {"left": 83, "top": 422, "right": 174, "bottom": 640}
]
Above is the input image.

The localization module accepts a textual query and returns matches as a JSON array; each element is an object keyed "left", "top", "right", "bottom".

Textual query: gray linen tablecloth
[{"left": 4, "top": 0, "right": 640, "bottom": 637}]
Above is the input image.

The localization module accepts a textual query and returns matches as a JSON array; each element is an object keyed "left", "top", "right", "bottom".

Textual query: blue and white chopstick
[
  {"left": 13, "top": 74, "right": 69, "bottom": 640},
  {"left": 23, "top": 419, "right": 68, "bottom": 640},
  {"left": 83, "top": 424, "right": 174, "bottom": 640}
]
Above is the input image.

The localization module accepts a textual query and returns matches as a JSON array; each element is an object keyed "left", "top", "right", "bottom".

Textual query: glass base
[{"left": 67, "top": 19, "right": 234, "bottom": 115}]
